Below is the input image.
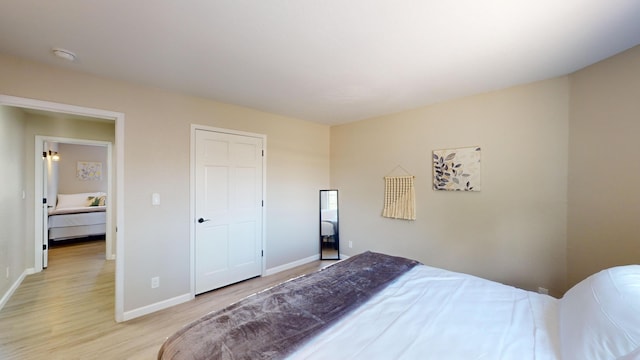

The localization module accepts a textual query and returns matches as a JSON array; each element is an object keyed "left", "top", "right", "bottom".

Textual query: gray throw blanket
[{"left": 158, "top": 251, "right": 420, "bottom": 360}]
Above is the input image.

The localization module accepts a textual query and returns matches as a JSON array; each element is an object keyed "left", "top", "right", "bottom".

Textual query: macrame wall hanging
[{"left": 382, "top": 169, "right": 416, "bottom": 220}]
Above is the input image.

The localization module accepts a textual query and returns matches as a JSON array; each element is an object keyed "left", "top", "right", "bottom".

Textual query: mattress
[
  {"left": 48, "top": 210, "right": 106, "bottom": 228},
  {"left": 48, "top": 224, "right": 106, "bottom": 241},
  {"left": 48, "top": 206, "right": 107, "bottom": 241}
]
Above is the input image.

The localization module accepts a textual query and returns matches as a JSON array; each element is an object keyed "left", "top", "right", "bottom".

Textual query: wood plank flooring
[{"left": 0, "top": 240, "right": 328, "bottom": 359}]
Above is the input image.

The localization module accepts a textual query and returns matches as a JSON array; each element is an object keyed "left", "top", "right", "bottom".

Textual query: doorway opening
[
  {"left": 0, "top": 94, "right": 126, "bottom": 322},
  {"left": 38, "top": 138, "right": 113, "bottom": 268}
]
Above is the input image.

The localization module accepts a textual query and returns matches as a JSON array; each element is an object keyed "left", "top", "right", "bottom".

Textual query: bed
[
  {"left": 158, "top": 251, "right": 640, "bottom": 360},
  {"left": 48, "top": 192, "right": 107, "bottom": 242},
  {"left": 320, "top": 209, "right": 338, "bottom": 248}
]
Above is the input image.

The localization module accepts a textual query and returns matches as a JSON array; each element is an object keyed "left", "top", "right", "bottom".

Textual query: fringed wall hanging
[{"left": 382, "top": 174, "right": 416, "bottom": 221}]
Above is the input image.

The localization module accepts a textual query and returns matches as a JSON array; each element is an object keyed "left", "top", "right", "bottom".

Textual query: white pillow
[
  {"left": 56, "top": 192, "right": 105, "bottom": 209},
  {"left": 559, "top": 265, "right": 640, "bottom": 360}
]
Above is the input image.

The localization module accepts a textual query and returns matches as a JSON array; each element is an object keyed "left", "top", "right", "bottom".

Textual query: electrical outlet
[
  {"left": 348, "top": 241, "right": 353, "bottom": 248},
  {"left": 537, "top": 287, "right": 548, "bottom": 295},
  {"left": 151, "top": 276, "right": 160, "bottom": 288}
]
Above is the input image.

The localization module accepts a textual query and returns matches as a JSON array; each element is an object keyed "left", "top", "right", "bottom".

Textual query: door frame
[
  {"left": 0, "top": 94, "right": 126, "bottom": 323},
  {"left": 36, "top": 136, "right": 114, "bottom": 262},
  {"left": 190, "top": 124, "right": 267, "bottom": 296}
]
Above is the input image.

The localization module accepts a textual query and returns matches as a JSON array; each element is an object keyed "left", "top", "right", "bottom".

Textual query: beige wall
[
  {"left": 0, "top": 54, "right": 330, "bottom": 313},
  {"left": 332, "top": 78, "right": 569, "bottom": 295},
  {"left": 0, "top": 106, "right": 27, "bottom": 300},
  {"left": 25, "top": 114, "right": 116, "bottom": 144},
  {"left": 567, "top": 45, "right": 640, "bottom": 287},
  {"left": 56, "top": 143, "right": 109, "bottom": 195}
]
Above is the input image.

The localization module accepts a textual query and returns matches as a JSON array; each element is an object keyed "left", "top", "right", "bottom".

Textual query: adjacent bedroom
[{"left": 45, "top": 142, "right": 108, "bottom": 254}]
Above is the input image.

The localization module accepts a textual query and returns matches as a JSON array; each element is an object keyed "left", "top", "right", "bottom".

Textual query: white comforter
[{"left": 289, "top": 264, "right": 561, "bottom": 360}]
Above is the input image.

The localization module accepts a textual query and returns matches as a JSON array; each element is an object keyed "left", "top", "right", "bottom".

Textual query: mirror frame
[{"left": 319, "top": 189, "right": 339, "bottom": 260}]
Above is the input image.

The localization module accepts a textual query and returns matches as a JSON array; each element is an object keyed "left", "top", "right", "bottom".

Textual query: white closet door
[{"left": 194, "top": 129, "right": 263, "bottom": 294}]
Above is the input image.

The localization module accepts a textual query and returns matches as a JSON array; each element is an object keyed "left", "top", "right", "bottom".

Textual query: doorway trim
[
  {"left": 36, "top": 136, "right": 114, "bottom": 261},
  {"left": 0, "top": 94, "right": 126, "bottom": 323},
  {"left": 189, "top": 124, "right": 267, "bottom": 296}
]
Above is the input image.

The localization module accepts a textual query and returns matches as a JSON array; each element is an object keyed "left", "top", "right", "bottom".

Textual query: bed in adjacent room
[
  {"left": 158, "top": 251, "right": 640, "bottom": 360},
  {"left": 48, "top": 192, "right": 107, "bottom": 242}
]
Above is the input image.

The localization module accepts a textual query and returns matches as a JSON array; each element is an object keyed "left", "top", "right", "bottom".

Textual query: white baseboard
[
  {"left": 264, "top": 252, "right": 353, "bottom": 277},
  {"left": 122, "top": 293, "right": 193, "bottom": 321},
  {"left": 264, "top": 254, "right": 319, "bottom": 276},
  {"left": 0, "top": 268, "right": 34, "bottom": 311},
  {"left": 122, "top": 253, "right": 350, "bottom": 321}
]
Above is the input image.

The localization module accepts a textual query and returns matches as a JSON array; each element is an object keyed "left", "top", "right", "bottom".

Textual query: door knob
[{"left": 197, "top": 218, "right": 211, "bottom": 223}]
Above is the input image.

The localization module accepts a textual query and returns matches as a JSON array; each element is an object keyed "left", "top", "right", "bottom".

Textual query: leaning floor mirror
[{"left": 319, "top": 189, "right": 339, "bottom": 260}]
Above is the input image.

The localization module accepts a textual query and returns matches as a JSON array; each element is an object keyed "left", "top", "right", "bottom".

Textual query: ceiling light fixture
[{"left": 52, "top": 47, "right": 77, "bottom": 62}]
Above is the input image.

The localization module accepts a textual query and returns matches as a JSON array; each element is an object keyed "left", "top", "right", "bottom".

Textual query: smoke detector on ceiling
[{"left": 52, "top": 48, "right": 77, "bottom": 62}]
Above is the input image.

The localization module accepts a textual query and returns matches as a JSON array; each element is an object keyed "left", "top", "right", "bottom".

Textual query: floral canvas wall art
[
  {"left": 77, "top": 161, "right": 102, "bottom": 181},
  {"left": 433, "top": 146, "right": 481, "bottom": 191}
]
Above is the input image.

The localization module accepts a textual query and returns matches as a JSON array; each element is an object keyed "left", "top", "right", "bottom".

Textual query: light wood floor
[{"left": 0, "top": 240, "right": 327, "bottom": 359}]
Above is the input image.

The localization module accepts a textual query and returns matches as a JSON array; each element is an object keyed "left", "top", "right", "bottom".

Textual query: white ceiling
[{"left": 1, "top": 1, "right": 639, "bottom": 125}]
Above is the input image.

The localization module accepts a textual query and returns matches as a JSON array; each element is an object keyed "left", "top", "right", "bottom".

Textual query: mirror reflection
[{"left": 320, "top": 190, "right": 339, "bottom": 260}]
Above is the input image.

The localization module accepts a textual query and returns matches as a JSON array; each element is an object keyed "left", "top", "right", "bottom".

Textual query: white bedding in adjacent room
[
  {"left": 289, "top": 264, "right": 561, "bottom": 360},
  {"left": 48, "top": 205, "right": 106, "bottom": 216},
  {"left": 48, "top": 210, "right": 106, "bottom": 228},
  {"left": 48, "top": 192, "right": 107, "bottom": 241}
]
